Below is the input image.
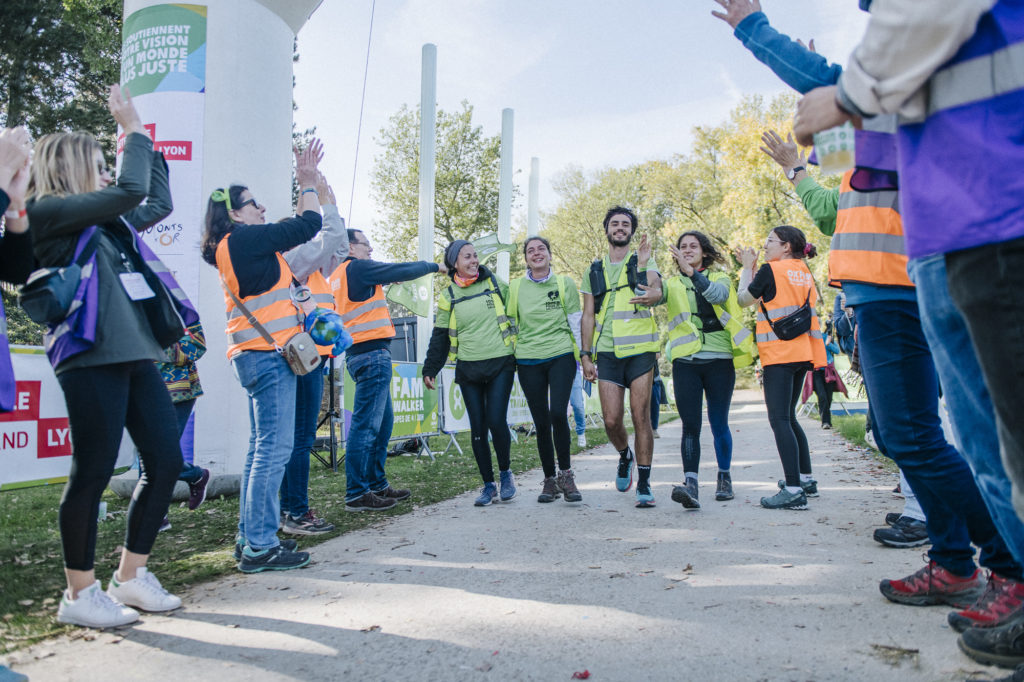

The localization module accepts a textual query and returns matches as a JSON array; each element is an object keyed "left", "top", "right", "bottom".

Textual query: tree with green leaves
[
  {"left": 1, "top": 0, "right": 122, "bottom": 152},
  {"left": 370, "top": 101, "right": 510, "bottom": 262}
]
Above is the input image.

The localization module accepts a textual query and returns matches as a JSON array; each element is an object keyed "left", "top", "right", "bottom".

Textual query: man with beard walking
[{"left": 580, "top": 206, "right": 663, "bottom": 507}]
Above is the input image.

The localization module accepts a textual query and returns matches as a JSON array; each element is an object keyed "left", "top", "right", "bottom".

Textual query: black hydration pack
[{"left": 588, "top": 253, "right": 644, "bottom": 315}]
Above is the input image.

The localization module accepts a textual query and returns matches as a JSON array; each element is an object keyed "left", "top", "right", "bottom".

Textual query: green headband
[{"left": 210, "top": 188, "right": 233, "bottom": 211}]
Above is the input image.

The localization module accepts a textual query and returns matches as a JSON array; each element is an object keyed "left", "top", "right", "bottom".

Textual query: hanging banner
[
  {"left": 118, "top": 3, "right": 207, "bottom": 302},
  {"left": 438, "top": 365, "right": 533, "bottom": 433},
  {"left": 1, "top": 348, "right": 135, "bottom": 490},
  {"left": 341, "top": 361, "right": 439, "bottom": 440}
]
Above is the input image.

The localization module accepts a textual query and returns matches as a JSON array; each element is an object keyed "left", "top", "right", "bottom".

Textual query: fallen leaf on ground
[
  {"left": 361, "top": 625, "right": 381, "bottom": 632},
  {"left": 571, "top": 671, "right": 590, "bottom": 679}
]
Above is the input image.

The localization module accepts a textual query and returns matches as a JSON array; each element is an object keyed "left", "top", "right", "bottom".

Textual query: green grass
[
  {"left": 832, "top": 413, "right": 898, "bottom": 474},
  {"left": 0, "top": 424, "right": 613, "bottom": 654}
]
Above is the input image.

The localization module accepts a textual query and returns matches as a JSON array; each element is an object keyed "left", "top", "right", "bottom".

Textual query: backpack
[{"left": 588, "top": 253, "right": 641, "bottom": 315}]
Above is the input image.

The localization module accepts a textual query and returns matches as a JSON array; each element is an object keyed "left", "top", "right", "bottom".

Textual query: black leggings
[
  {"left": 812, "top": 369, "right": 833, "bottom": 426},
  {"left": 672, "top": 359, "right": 736, "bottom": 474},
  {"left": 518, "top": 354, "right": 576, "bottom": 477},
  {"left": 57, "top": 361, "right": 182, "bottom": 570},
  {"left": 459, "top": 366, "right": 515, "bottom": 484},
  {"left": 762, "top": 362, "right": 812, "bottom": 487}
]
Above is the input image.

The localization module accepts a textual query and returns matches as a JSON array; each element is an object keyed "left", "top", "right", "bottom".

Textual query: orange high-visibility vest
[
  {"left": 216, "top": 235, "right": 302, "bottom": 359},
  {"left": 829, "top": 170, "right": 913, "bottom": 288},
  {"left": 331, "top": 260, "right": 395, "bottom": 344},
  {"left": 755, "top": 259, "right": 827, "bottom": 369}
]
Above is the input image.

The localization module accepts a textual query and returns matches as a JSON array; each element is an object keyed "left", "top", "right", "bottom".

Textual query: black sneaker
[
  {"left": 958, "top": 610, "right": 1024, "bottom": 669},
  {"left": 282, "top": 509, "right": 335, "bottom": 535},
  {"left": 374, "top": 486, "right": 412, "bottom": 501},
  {"left": 885, "top": 512, "right": 902, "bottom": 526},
  {"left": 671, "top": 479, "right": 701, "bottom": 509},
  {"left": 715, "top": 471, "right": 734, "bottom": 501},
  {"left": 761, "top": 488, "right": 808, "bottom": 510},
  {"left": 238, "top": 544, "right": 310, "bottom": 573},
  {"left": 345, "top": 491, "right": 397, "bottom": 512},
  {"left": 187, "top": 468, "right": 210, "bottom": 510},
  {"left": 873, "top": 516, "right": 929, "bottom": 548},
  {"left": 234, "top": 538, "right": 298, "bottom": 561}
]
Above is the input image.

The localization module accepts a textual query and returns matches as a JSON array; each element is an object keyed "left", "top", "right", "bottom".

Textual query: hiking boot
[
  {"left": 107, "top": 567, "right": 181, "bottom": 612},
  {"left": 234, "top": 538, "right": 297, "bottom": 561},
  {"left": 557, "top": 469, "right": 582, "bottom": 503},
  {"left": 879, "top": 558, "right": 985, "bottom": 607},
  {"left": 283, "top": 509, "right": 335, "bottom": 535},
  {"left": 616, "top": 448, "right": 635, "bottom": 492},
  {"left": 958, "top": 610, "right": 1024, "bottom": 668},
  {"left": 761, "top": 488, "right": 808, "bottom": 510},
  {"left": 537, "top": 476, "right": 561, "bottom": 503},
  {"left": 345, "top": 491, "right": 397, "bottom": 512},
  {"left": 474, "top": 482, "right": 498, "bottom": 507},
  {"left": 57, "top": 581, "right": 139, "bottom": 628},
  {"left": 374, "top": 486, "right": 411, "bottom": 501},
  {"left": 499, "top": 470, "right": 517, "bottom": 501},
  {"left": 873, "top": 516, "right": 929, "bottom": 548},
  {"left": 671, "top": 479, "right": 701, "bottom": 509},
  {"left": 715, "top": 471, "right": 734, "bottom": 501},
  {"left": 777, "top": 478, "right": 818, "bottom": 497},
  {"left": 238, "top": 544, "right": 311, "bottom": 573},
  {"left": 885, "top": 512, "right": 902, "bottom": 526},
  {"left": 187, "top": 468, "right": 210, "bottom": 510},
  {"left": 635, "top": 482, "right": 655, "bottom": 508},
  {"left": 949, "top": 574, "right": 1024, "bottom": 633},
  {"left": 577, "top": 433, "right": 587, "bottom": 448}
]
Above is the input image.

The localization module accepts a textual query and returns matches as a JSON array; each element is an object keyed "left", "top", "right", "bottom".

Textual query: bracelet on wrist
[
  {"left": 4, "top": 208, "right": 26, "bottom": 220},
  {"left": 301, "top": 188, "right": 319, "bottom": 196},
  {"left": 579, "top": 350, "right": 592, "bottom": 358}
]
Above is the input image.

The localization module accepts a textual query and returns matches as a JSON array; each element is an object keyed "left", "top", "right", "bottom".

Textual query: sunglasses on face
[{"left": 235, "top": 198, "right": 262, "bottom": 211}]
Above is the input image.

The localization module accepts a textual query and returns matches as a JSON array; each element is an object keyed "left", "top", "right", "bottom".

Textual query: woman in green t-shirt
[
  {"left": 423, "top": 240, "right": 517, "bottom": 506},
  {"left": 508, "top": 236, "right": 584, "bottom": 504}
]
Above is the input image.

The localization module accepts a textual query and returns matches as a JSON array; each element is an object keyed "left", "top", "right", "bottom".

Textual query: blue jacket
[{"left": 733, "top": 12, "right": 843, "bottom": 94}]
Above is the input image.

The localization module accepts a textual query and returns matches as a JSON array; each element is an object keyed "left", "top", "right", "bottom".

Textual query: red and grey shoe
[
  {"left": 880, "top": 557, "right": 985, "bottom": 608},
  {"left": 949, "top": 573, "right": 1024, "bottom": 633}
]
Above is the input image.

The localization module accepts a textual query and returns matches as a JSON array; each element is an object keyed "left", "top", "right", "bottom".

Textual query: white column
[
  {"left": 497, "top": 108, "right": 514, "bottom": 281},
  {"left": 527, "top": 157, "right": 540, "bottom": 237},
  {"left": 417, "top": 44, "right": 437, "bottom": 362},
  {"left": 122, "top": 0, "right": 321, "bottom": 480}
]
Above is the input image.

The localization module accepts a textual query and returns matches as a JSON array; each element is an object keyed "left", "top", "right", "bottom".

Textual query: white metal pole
[
  {"left": 497, "top": 108, "right": 514, "bottom": 281},
  {"left": 527, "top": 156, "right": 540, "bottom": 237},
  {"left": 417, "top": 44, "right": 437, "bottom": 362}
]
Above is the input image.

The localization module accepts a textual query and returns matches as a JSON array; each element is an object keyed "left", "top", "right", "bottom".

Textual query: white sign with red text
[{"left": 0, "top": 347, "right": 134, "bottom": 490}]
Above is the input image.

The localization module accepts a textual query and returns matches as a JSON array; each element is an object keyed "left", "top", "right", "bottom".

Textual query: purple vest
[
  {"left": 897, "top": 1, "right": 1024, "bottom": 258},
  {"left": 44, "top": 224, "right": 200, "bottom": 368},
  {"left": 851, "top": 115, "right": 899, "bottom": 193},
  {"left": 0, "top": 296, "right": 15, "bottom": 411}
]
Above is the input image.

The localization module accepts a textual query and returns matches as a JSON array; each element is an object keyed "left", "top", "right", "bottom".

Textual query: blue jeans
[
  {"left": 909, "top": 255, "right": 1024, "bottom": 567},
  {"left": 280, "top": 359, "right": 325, "bottom": 518},
  {"left": 232, "top": 350, "right": 297, "bottom": 551},
  {"left": 344, "top": 349, "right": 394, "bottom": 502},
  {"left": 570, "top": 369, "right": 586, "bottom": 435},
  {"left": 855, "top": 299, "right": 1019, "bottom": 578}
]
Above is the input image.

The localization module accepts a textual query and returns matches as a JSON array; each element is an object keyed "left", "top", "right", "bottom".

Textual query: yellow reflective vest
[
  {"left": 591, "top": 253, "right": 660, "bottom": 358},
  {"left": 664, "top": 271, "right": 754, "bottom": 368}
]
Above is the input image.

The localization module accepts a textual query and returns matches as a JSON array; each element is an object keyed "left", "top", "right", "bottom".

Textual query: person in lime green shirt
[
  {"left": 423, "top": 240, "right": 517, "bottom": 507},
  {"left": 579, "top": 206, "right": 663, "bottom": 508},
  {"left": 507, "top": 236, "right": 583, "bottom": 504}
]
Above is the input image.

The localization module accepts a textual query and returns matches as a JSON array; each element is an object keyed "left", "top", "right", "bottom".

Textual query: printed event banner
[
  {"left": 341, "top": 362, "right": 439, "bottom": 441},
  {"left": 438, "top": 365, "right": 532, "bottom": 434},
  {"left": 1, "top": 348, "right": 134, "bottom": 490},
  {"left": 118, "top": 3, "right": 207, "bottom": 302}
]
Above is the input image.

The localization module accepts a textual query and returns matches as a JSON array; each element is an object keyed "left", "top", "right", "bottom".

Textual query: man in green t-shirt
[{"left": 580, "top": 206, "right": 663, "bottom": 508}]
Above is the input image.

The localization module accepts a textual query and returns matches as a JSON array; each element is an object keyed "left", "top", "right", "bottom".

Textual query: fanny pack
[
  {"left": 760, "top": 290, "right": 812, "bottom": 341},
  {"left": 222, "top": 278, "right": 321, "bottom": 375},
  {"left": 19, "top": 231, "right": 101, "bottom": 325}
]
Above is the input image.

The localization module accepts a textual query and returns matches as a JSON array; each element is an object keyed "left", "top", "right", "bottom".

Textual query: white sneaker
[
  {"left": 652, "top": 430, "right": 660, "bottom": 439},
  {"left": 107, "top": 567, "right": 182, "bottom": 612},
  {"left": 577, "top": 434, "right": 587, "bottom": 448},
  {"left": 57, "top": 581, "right": 139, "bottom": 628}
]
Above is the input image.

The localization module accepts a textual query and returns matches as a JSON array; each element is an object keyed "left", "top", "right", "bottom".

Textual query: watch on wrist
[
  {"left": 579, "top": 350, "right": 592, "bottom": 358},
  {"left": 786, "top": 166, "right": 805, "bottom": 180}
]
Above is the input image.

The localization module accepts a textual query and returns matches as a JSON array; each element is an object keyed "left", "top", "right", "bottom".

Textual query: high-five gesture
[
  {"left": 294, "top": 138, "right": 323, "bottom": 189},
  {"left": 108, "top": 85, "right": 145, "bottom": 137},
  {"left": 711, "top": 0, "right": 762, "bottom": 29},
  {"left": 760, "top": 130, "right": 807, "bottom": 173}
]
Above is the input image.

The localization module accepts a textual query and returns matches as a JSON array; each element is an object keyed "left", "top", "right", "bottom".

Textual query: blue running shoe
[
  {"left": 616, "top": 448, "right": 635, "bottom": 492},
  {"left": 475, "top": 482, "right": 498, "bottom": 506},
  {"left": 635, "top": 482, "right": 655, "bottom": 508},
  {"left": 499, "top": 470, "right": 517, "bottom": 501}
]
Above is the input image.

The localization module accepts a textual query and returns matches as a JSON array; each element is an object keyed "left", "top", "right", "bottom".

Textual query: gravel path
[{"left": 5, "top": 390, "right": 1004, "bottom": 681}]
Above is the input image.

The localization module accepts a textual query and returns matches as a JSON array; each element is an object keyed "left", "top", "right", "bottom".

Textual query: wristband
[
  {"left": 301, "top": 188, "right": 319, "bottom": 196},
  {"left": 4, "top": 208, "right": 26, "bottom": 220},
  {"left": 579, "top": 350, "right": 592, "bottom": 358}
]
